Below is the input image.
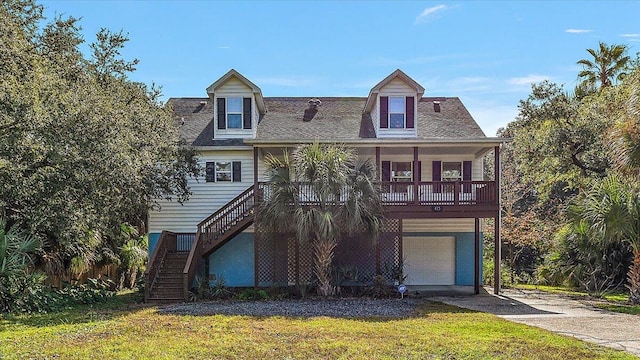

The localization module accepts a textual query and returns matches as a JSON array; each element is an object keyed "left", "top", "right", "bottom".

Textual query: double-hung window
[
  {"left": 205, "top": 161, "right": 242, "bottom": 183},
  {"left": 441, "top": 162, "right": 462, "bottom": 182},
  {"left": 226, "top": 97, "right": 243, "bottom": 129},
  {"left": 388, "top": 96, "right": 406, "bottom": 128}
]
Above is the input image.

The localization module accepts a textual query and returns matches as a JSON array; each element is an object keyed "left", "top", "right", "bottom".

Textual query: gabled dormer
[
  {"left": 364, "top": 69, "right": 425, "bottom": 138},
  {"left": 206, "top": 69, "right": 266, "bottom": 139}
]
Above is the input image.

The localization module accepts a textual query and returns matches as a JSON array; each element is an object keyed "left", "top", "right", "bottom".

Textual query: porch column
[
  {"left": 493, "top": 145, "right": 501, "bottom": 295},
  {"left": 375, "top": 146, "right": 381, "bottom": 180},
  {"left": 474, "top": 217, "right": 480, "bottom": 295},
  {"left": 413, "top": 147, "right": 419, "bottom": 204},
  {"left": 253, "top": 147, "right": 259, "bottom": 287}
]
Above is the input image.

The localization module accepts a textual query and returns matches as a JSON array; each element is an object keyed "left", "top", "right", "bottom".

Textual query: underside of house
[{"left": 145, "top": 69, "right": 504, "bottom": 302}]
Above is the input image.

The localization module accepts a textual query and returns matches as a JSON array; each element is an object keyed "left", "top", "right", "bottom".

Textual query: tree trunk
[
  {"left": 313, "top": 238, "right": 337, "bottom": 297},
  {"left": 627, "top": 249, "right": 640, "bottom": 305}
]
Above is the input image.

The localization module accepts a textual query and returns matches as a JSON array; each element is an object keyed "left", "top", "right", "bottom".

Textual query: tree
[
  {"left": 577, "top": 42, "right": 630, "bottom": 90},
  {"left": 569, "top": 175, "right": 640, "bottom": 304},
  {"left": 0, "top": 0, "right": 200, "bottom": 280},
  {"left": 256, "top": 143, "right": 385, "bottom": 296}
]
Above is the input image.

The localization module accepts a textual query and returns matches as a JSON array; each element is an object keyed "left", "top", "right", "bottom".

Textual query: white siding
[
  {"left": 403, "top": 218, "right": 475, "bottom": 233},
  {"left": 377, "top": 78, "right": 418, "bottom": 138},
  {"left": 214, "top": 77, "right": 255, "bottom": 139},
  {"left": 149, "top": 150, "right": 255, "bottom": 233}
]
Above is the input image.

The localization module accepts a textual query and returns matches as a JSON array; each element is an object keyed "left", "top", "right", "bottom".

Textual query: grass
[
  {"left": 515, "top": 284, "right": 640, "bottom": 316},
  {"left": 1, "top": 293, "right": 637, "bottom": 359}
]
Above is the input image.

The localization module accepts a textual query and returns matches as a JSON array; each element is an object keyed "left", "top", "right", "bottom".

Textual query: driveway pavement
[{"left": 430, "top": 287, "right": 640, "bottom": 357}]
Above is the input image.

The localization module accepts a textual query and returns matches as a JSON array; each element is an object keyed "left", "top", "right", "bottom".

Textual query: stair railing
[
  {"left": 182, "top": 186, "right": 256, "bottom": 301},
  {"left": 145, "top": 230, "right": 176, "bottom": 302}
]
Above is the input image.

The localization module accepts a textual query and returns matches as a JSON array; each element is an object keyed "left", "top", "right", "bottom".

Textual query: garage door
[{"left": 403, "top": 236, "right": 455, "bottom": 285}]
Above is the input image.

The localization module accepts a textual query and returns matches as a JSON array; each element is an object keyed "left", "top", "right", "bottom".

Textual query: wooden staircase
[
  {"left": 146, "top": 186, "right": 257, "bottom": 303},
  {"left": 146, "top": 252, "right": 189, "bottom": 303}
]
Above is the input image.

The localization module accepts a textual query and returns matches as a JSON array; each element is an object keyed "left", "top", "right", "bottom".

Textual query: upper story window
[
  {"left": 388, "top": 97, "right": 406, "bottom": 128},
  {"left": 226, "top": 97, "right": 243, "bottom": 129},
  {"left": 205, "top": 161, "right": 242, "bottom": 183},
  {"left": 379, "top": 96, "right": 414, "bottom": 130},
  {"left": 217, "top": 97, "right": 252, "bottom": 130}
]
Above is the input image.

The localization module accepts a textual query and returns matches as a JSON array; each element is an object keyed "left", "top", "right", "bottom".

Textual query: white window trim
[
  {"left": 226, "top": 97, "right": 243, "bottom": 129},
  {"left": 206, "top": 161, "right": 236, "bottom": 183},
  {"left": 388, "top": 96, "right": 406, "bottom": 129},
  {"left": 441, "top": 161, "right": 463, "bottom": 182}
]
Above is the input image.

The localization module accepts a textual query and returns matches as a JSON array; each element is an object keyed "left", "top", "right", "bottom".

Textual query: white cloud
[
  {"left": 218, "top": 45, "right": 231, "bottom": 49},
  {"left": 466, "top": 104, "right": 519, "bottom": 137},
  {"left": 565, "top": 29, "right": 592, "bottom": 34},
  {"left": 621, "top": 33, "right": 640, "bottom": 38},
  {"left": 252, "top": 76, "right": 319, "bottom": 87},
  {"left": 508, "top": 74, "right": 550, "bottom": 85},
  {"left": 415, "top": 5, "right": 446, "bottom": 24}
]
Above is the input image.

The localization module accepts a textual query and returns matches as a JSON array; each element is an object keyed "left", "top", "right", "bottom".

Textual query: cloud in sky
[
  {"left": 621, "top": 33, "right": 640, "bottom": 37},
  {"left": 508, "top": 74, "right": 550, "bottom": 85},
  {"left": 218, "top": 46, "right": 231, "bottom": 49},
  {"left": 252, "top": 76, "right": 319, "bottom": 87},
  {"left": 565, "top": 29, "right": 592, "bottom": 34},
  {"left": 415, "top": 5, "right": 446, "bottom": 24}
]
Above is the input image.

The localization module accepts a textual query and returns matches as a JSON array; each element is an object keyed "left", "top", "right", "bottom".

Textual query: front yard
[{"left": 0, "top": 293, "right": 636, "bottom": 359}]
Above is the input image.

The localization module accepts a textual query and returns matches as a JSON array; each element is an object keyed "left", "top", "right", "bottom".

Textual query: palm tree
[
  {"left": 571, "top": 176, "right": 640, "bottom": 304},
  {"left": 256, "top": 143, "right": 385, "bottom": 296},
  {"left": 577, "top": 42, "right": 630, "bottom": 90}
]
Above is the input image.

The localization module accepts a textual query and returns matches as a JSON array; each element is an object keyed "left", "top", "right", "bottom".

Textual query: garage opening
[{"left": 403, "top": 236, "right": 455, "bottom": 285}]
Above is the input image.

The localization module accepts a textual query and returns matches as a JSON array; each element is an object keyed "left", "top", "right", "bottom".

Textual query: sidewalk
[{"left": 430, "top": 287, "right": 640, "bottom": 356}]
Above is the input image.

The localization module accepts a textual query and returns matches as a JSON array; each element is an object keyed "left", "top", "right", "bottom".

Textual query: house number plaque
[{"left": 432, "top": 206, "right": 443, "bottom": 212}]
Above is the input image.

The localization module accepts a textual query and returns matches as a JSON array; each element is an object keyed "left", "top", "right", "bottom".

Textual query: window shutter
[
  {"left": 217, "top": 98, "right": 226, "bottom": 129},
  {"left": 406, "top": 96, "right": 414, "bottom": 129},
  {"left": 232, "top": 161, "right": 241, "bottom": 182},
  {"left": 205, "top": 162, "right": 215, "bottom": 182},
  {"left": 381, "top": 161, "right": 391, "bottom": 181},
  {"left": 432, "top": 161, "right": 441, "bottom": 193},
  {"left": 243, "top": 98, "right": 252, "bottom": 129},
  {"left": 380, "top": 96, "right": 389, "bottom": 129},
  {"left": 463, "top": 161, "right": 472, "bottom": 193}
]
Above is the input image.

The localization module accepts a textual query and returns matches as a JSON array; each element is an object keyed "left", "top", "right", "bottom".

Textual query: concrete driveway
[{"left": 430, "top": 287, "right": 640, "bottom": 357}]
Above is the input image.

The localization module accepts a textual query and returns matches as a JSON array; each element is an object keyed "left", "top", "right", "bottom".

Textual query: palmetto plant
[
  {"left": 569, "top": 176, "right": 640, "bottom": 304},
  {"left": 0, "top": 217, "right": 41, "bottom": 278},
  {"left": 257, "top": 143, "right": 384, "bottom": 296}
]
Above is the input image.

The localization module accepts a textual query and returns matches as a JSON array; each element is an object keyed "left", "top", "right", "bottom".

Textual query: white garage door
[{"left": 403, "top": 236, "right": 455, "bottom": 285}]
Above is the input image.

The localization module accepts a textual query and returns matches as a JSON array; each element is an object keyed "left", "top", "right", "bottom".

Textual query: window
[
  {"left": 388, "top": 96, "right": 405, "bottom": 128},
  {"left": 205, "top": 161, "right": 242, "bottom": 182},
  {"left": 441, "top": 162, "right": 462, "bottom": 182},
  {"left": 226, "top": 97, "right": 242, "bottom": 129},
  {"left": 391, "top": 162, "right": 412, "bottom": 181}
]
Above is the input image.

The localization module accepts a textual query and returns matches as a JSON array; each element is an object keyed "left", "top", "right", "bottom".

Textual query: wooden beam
[
  {"left": 494, "top": 145, "right": 501, "bottom": 295},
  {"left": 375, "top": 146, "right": 381, "bottom": 180},
  {"left": 474, "top": 218, "right": 480, "bottom": 294},
  {"left": 413, "top": 147, "right": 419, "bottom": 205}
]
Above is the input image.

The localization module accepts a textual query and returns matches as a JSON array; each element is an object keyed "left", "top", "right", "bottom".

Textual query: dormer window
[
  {"left": 216, "top": 97, "right": 252, "bottom": 130},
  {"left": 389, "top": 97, "right": 406, "bottom": 128},
  {"left": 379, "top": 96, "right": 415, "bottom": 130},
  {"left": 226, "top": 97, "right": 243, "bottom": 129}
]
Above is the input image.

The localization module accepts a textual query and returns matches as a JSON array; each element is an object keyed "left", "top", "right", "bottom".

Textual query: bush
[{"left": 237, "top": 288, "right": 269, "bottom": 300}]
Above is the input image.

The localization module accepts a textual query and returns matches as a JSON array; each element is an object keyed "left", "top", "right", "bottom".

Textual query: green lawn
[
  {"left": 516, "top": 284, "right": 640, "bottom": 315},
  {"left": 0, "top": 294, "right": 637, "bottom": 360}
]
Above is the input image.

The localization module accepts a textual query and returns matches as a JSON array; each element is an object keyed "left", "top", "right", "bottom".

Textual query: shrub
[{"left": 237, "top": 288, "right": 269, "bottom": 300}]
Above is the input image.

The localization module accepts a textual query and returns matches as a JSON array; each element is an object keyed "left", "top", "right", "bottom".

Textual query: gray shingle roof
[{"left": 168, "top": 95, "right": 485, "bottom": 147}]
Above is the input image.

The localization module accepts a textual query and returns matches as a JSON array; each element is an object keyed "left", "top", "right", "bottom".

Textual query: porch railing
[{"left": 144, "top": 230, "right": 176, "bottom": 302}]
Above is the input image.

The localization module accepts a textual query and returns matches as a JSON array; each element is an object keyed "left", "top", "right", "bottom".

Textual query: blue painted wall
[
  {"left": 402, "top": 232, "right": 483, "bottom": 286},
  {"left": 208, "top": 233, "right": 254, "bottom": 287},
  {"left": 148, "top": 232, "right": 161, "bottom": 257}
]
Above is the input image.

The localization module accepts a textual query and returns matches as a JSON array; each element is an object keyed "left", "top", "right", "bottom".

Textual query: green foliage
[
  {"left": 577, "top": 42, "right": 631, "bottom": 89},
  {"left": 0, "top": 0, "right": 200, "bottom": 277},
  {"left": 366, "top": 274, "right": 392, "bottom": 298},
  {"left": 237, "top": 288, "right": 269, "bottom": 301}
]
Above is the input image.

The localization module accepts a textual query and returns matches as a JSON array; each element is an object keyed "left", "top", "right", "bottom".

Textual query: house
[{"left": 145, "top": 69, "right": 505, "bottom": 302}]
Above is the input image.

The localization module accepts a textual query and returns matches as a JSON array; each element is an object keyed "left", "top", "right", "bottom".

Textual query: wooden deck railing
[{"left": 144, "top": 230, "right": 176, "bottom": 302}]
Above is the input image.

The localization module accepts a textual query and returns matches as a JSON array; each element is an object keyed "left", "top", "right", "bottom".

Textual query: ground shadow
[{"left": 427, "top": 288, "right": 559, "bottom": 316}]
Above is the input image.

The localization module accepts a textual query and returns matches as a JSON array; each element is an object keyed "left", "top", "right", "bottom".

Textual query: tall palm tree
[
  {"left": 572, "top": 176, "right": 640, "bottom": 304},
  {"left": 256, "top": 143, "right": 385, "bottom": 296},
  {"left": 577, "top": 42, "right": 630, "bottom": 90}
]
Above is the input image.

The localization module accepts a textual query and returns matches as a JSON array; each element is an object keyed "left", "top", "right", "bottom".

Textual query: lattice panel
[
  {"left": 379, "top": 219, "right": 401, "bottom": 282},
  {"left": 334, "top": 234, "right": 377, "bottom": 282},
  {"left": 255, "top": 224, "right": 288, "bottom": 286}
]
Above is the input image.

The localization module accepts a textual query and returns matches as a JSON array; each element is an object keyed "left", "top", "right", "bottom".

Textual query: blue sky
[{"left": 41, "top": 1, "right": 640, "bottom": 136}]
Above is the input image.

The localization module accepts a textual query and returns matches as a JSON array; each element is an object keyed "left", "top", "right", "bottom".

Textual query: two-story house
[{"left": 145, "top": 69, "right": 504, "bottom": 302}]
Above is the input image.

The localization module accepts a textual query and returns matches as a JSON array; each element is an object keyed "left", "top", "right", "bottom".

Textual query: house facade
[{"left": 145, "top": 69, "right": 504, "bottom": 302}]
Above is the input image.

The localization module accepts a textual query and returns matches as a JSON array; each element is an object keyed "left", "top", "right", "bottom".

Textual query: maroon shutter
[
  {"left": 406, "top": 96, "right": 414, "bottom": 129},
  {"left": 432, "top": 161, "right": 441, "bottom": 193},
  {"left": 232, "top": 161, "right": 242, "bottom": 182},
  {"left": 380, "top": 96, "right": 389, "bottom": 129},
  {"left": 381, "top": 161, "right": 391, "bottom": 181},
  {"left": 205, "top": 162, "right": 215, "bottom": 182},
  {"left": 243, "top": 98, "right": 252, "bottom": 129},
  {"left": 463, "top": 161, "right": 472, "bottom": 193},
  {"left": 217, "top": 98, "right": 226, "bottom": 129}
]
